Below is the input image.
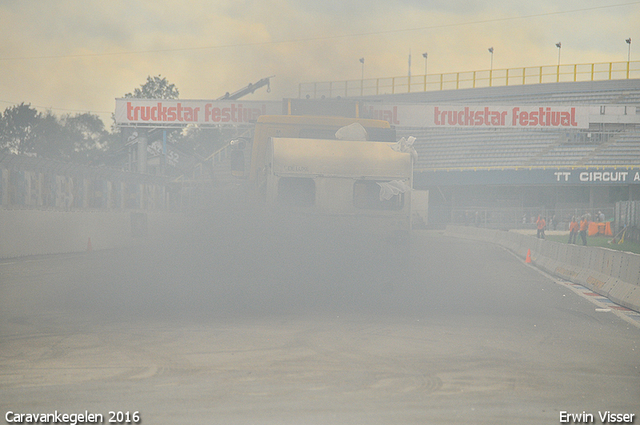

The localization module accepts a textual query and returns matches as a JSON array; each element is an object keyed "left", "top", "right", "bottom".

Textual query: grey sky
[{"left": 0, "top": 0, "right": 638, "bottom": 124}]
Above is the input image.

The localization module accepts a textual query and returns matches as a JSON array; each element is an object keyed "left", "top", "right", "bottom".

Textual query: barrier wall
[
  {"left": 445, "top": 225, "right": 640, "bottom": 313},
  {"left": 0, "top": 155, "right": 204, "bottom": 213},
  {"left": 0, "top": 209, "right": 186, "bottom": 259}
]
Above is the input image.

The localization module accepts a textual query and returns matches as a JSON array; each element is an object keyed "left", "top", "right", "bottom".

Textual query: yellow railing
[{"left": 299, "top": 60, "right": 640, "bottom": 99}]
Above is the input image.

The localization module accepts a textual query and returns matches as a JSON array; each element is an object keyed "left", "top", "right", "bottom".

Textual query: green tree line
[
  {"left": 0, "top": 75, "right": 227, "bottom": 168},
  {"left": 0, "top": 103, "right": 116, "bottom": 165}
]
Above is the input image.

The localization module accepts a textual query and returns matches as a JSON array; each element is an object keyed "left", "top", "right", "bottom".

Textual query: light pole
[
  {"left": 556, "top": 42, "right": 562, "bottom": 82},
  {"left": 488, "top": 47, "right": 494, "bottom": 86},
  {"left": 359, "top": 57, "right": 364, "bottom": 95},
  {"left": 626, "top": 38, "right": 632, "bottom": 79},
  {"left": 422, "top": 52, "right": 428, "bottom": 91}
]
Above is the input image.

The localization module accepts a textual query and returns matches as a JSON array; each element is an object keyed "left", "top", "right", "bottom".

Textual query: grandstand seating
[
  {"left": 390, "top": 79, "right": 640, "bottom": 170},
  {"left": 398, "top": 127, "right": 640, "bottom": 170}
]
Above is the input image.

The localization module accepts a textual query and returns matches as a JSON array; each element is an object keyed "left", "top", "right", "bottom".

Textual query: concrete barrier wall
[
  {"left": 0, "top": 209, "right": 187, "bottom": 259},
  {"left": 445, "top": 225, "right": 640, "bottom": 313}
]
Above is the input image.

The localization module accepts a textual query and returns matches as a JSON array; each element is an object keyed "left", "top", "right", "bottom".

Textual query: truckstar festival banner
[
  {"left": 115, "top": 99, "right": 281, "bottom": 126},
  {"left": 115, "top": 98, "right": 591, "bottom": 130},
  {"left": 361, "top": 104, "right": 590, "bottom": 129}
]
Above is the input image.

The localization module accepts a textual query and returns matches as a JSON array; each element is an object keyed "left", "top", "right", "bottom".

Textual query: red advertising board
[
  {"left": 115, "top": 99, "right": 281, "bottom": 126},
  {"left": 361, "top": 104, "right": 590, "bottom": 129},
  {"left": 116, "top": 98, "right": 591, "bottom": 129}
]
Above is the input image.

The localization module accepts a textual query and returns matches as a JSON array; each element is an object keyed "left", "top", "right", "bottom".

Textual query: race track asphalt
[{"left": 1, "top": 206, "right": 638, "bottom": 425}]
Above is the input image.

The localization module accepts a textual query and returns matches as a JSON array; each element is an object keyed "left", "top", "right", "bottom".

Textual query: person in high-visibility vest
[
  {"left": 579, "top": 215, "right": 589, "bottom": 245},
  {"left": 536, "top": 215, "right": 546, "bottom": 239},
  {"left": 568, "top": 216, "right": 579, "bottom": 244}
]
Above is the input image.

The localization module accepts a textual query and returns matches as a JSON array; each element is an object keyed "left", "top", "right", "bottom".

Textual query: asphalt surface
[{"left": 1, "top": 205, "right": 639, "bottom": 424}]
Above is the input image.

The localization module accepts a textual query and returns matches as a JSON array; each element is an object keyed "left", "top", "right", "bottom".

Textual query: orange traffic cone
[
  {"left": 87, "top": 237, "right": 92, "bottom": 252},
  {"left": 525, "top": 249, "right": 531, "bottom": 263}
]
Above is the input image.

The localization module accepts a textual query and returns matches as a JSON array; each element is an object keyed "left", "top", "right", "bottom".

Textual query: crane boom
[{"left": 217, "top": 76, "right": 274, "bottom": 101}]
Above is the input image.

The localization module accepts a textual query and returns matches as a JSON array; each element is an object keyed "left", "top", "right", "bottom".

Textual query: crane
[{"left": 217, "top": 76, "right": 274, "bottom": 101}]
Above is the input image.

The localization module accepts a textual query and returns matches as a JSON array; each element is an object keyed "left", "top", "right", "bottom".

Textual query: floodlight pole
[
  {"left": 359, "top": 57, "right": 365, "bottom": 96},
  {"left": 488, "top": 47, "right": 494, "bottom": 86},
  {"left": 556, "top": 42, "right": 562, "bottom": 82}
]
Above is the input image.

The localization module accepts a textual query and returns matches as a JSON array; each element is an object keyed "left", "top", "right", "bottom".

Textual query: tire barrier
[{"left": 444, "top": 225, "right": 640, "bottom": 313}]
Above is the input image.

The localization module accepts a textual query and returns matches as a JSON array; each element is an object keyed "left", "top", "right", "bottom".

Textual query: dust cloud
[{"left": 61, "top": 187, "right": 441, "bottom": 323}]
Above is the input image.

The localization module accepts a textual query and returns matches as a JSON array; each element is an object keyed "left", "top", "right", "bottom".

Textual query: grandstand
[
  {"left": 401, "top": 126, "right": 640, "bottom": 170},
  {"left": 384, "top": 80, "right": 640, "bottom": 169},
  {"left": 359, "top": 79, "right": 640, "bottom": 227}
]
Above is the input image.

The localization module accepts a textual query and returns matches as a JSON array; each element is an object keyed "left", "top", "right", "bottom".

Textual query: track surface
[{"left": 1, "top": 206, "right": 639, "bottom": 424}]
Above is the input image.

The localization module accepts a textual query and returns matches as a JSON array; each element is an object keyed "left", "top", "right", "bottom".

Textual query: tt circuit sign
[
  {"left": 553, "top": 170, "right": 640, "bottom": 184},
  {"left": 416, "top": 167, "right": 640, "bottom": 187},
  {"left": 115, "top": 98, "right": 281, "bottom": 127}
]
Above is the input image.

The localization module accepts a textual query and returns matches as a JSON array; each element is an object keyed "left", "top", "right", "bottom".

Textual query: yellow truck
[{"left": 231, "top": 113, "right": 418, "bottom": 236}]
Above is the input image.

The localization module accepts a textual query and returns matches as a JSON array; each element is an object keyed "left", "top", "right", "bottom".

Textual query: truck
[{"left": 229, "top": 104, "right": 420, "bottom": 237}]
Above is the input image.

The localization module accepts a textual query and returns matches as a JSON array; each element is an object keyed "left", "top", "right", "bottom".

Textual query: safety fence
[
  {"left": 449, "top": 206, "right": 615, "bottom": 230},
  {"left": 0, "top": 154, "right": 201, "bottom": 212},
  {"left": 614, "top": 201, "right": 640, "bottom": 243},
  {"left": 299, "top": 60, "right": 640, "bottom": 99}
]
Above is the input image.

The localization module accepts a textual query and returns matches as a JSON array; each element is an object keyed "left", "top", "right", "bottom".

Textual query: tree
[
  {"left": 117, "top": 75, "right": 182, "bottom": 167},
  {"left": 0, "top": 103, "right": 115, "bottom": 165},
  {"left": 124, "top": 75, "right": 179, "bottom": 99},
  {"left": 33, "top": 111, "right": 66, "bottom": 159},
  {"left": 0, "top": 103, "right": 48, "bottom": 156},
  {"left": 60, "top": 113, "right": 111, "bottom": 163}
]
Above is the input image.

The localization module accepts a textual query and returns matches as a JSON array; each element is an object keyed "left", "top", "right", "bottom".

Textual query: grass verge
[{"left": 545, "top": 234, "right": 640, "bottom": 255}]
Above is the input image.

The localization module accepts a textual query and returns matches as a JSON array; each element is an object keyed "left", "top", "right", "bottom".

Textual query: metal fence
[
  {"left": 299, "top": 60, "right": 640, "bottom": 99},
  {"left": 614, "top": 201, "right": 640, "bottom": 242},
  {"left": 0, "top": 154, "right": 201, "bottom": 212},
  {"left": 450, "top": 206, "right": 615, "bottom": 230}
]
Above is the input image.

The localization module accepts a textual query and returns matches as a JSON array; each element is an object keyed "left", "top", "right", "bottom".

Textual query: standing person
[
  {"left": 568, "top": 216, "right": 579, "bottom": 244},
  {"left": 579, "top": 215, "right": 589, "bottom": 245},
  {"left": 536, "top": 215, "right": 546, "bottom": 239}
]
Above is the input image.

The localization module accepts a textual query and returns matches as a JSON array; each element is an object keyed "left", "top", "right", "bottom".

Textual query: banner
[
  {"left": 360, "top": 104, "right": 590, "bottom": 129},
  {"left": 116, "top": 98, "right": 591, "bottom": 129},
  {"left": 415, "top": 167, "right": 640, "bottom": 187},
  {"left": 115, "top": 99, "right": 281, "bottom": 126}
]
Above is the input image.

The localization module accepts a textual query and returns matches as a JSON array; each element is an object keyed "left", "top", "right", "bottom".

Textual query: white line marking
[{"left": 504, "top": 247, "right": 640, "bottom": 330}]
